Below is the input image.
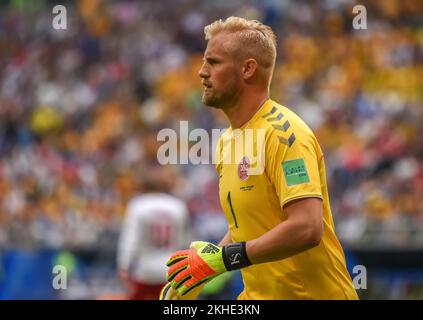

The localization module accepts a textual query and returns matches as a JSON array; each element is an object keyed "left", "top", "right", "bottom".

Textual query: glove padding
[
  {"left": 159, "top": 281, "right": 206, "bottom": 300},
  {"left": 166, "top": 241, "right": 227, "bottom": 296}
]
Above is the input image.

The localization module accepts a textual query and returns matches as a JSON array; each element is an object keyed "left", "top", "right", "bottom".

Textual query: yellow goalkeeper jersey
[{"left": 215, "top": 99, "right": 358, "bottom": 300}]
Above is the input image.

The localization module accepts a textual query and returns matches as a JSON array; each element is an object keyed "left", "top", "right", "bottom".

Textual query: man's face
[{"left": 198, "top": 33, "right": 242, "bottom": 109}]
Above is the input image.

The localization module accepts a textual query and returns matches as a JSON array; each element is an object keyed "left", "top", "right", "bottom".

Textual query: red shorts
[{"left": 128, "top": 280, "right": 165, "bottom": 300}]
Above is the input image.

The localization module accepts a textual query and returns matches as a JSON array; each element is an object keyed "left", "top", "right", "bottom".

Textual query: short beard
[
  {"left": 202, "top": 86, "right": 241, "bottom": 110},
  {"left": 202, "top": 93, "right": 222, "bottom": 109}
]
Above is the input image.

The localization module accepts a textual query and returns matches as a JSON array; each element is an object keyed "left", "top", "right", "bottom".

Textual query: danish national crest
[{"left": 238, "top": 156, "right": 250, "bottom": 181}]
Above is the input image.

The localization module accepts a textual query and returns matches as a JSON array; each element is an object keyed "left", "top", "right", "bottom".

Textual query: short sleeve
[{"left": 265, "top": 129, "right": 323, "bottom": 208}]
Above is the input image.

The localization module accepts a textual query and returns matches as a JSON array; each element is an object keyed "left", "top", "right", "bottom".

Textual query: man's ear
[{"left": 242, "top": 59, "right": 258, "bottom": 80}]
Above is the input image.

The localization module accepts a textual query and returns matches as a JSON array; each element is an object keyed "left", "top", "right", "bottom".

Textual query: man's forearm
[
  {"left": 246, "top": 218, "right": 322, "bottom": 265},
  {"left": 218, "top": 220, "right": 320, "bottom": 266}
]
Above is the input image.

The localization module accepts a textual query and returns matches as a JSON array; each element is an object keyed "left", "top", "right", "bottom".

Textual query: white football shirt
[{"left": 117, "top": 193, "right": 190, "bottom": 284}]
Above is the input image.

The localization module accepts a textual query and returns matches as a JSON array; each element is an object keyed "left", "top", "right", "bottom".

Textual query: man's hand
[
  {"left": 166, "top": 241, "right": 251, "bottom": 296},
  {"left": 159, "top": 280, "right": 207, "bottom": 300},
  {"left": 166, "top": 241, "right": 226, "bottom": 296}
]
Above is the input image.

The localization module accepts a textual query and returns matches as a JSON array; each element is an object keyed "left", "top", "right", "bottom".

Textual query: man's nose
[{"left": 198, "top": 64, "right": 208, "bottom": 78}]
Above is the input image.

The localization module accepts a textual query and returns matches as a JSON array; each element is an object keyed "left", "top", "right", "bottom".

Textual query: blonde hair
[{"left": 204, "top": 16, "right": 277, "bottom": 85}]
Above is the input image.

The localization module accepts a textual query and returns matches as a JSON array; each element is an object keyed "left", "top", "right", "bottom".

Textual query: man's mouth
[{"left": 202, "top": 82, "right": 212, "bottom": 89}]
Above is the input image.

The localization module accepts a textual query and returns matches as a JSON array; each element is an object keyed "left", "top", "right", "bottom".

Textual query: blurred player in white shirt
[{"left": 117, "top": 169, "right": 190, "bottom": 299}]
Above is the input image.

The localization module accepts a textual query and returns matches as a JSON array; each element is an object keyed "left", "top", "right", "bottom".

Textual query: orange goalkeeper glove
[{"left": 166, "top": 241, "right": 251, "bottom": 296}]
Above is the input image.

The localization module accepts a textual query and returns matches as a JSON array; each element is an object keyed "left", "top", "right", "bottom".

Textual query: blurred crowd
[{"left": 0, "top": 0, "right": 423, "bottom": 257}]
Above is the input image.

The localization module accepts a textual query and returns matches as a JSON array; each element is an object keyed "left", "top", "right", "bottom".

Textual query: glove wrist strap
[{"left": 222, "top": 242, "right": 252, "bottom": 271}]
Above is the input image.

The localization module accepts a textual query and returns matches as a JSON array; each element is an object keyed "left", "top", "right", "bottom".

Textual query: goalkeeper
[{"left": 164, "top": 17, "right": 358, "bottom": 300}]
